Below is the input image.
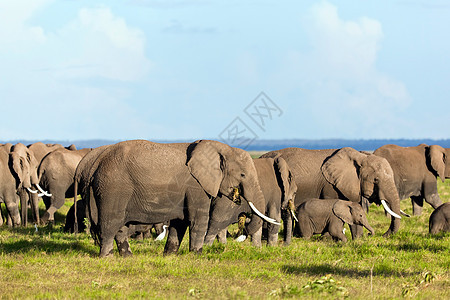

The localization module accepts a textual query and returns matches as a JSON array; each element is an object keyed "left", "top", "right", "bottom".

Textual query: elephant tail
[{"left": 88, "top": 184, "right": 101, "bottom": 246}]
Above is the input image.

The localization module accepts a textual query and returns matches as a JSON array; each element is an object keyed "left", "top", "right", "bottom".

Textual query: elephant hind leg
[{"left": 164, "top": 219, "right": 188, "bottom": 255}]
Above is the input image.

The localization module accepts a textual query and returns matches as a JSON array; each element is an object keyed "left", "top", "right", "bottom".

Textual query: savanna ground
[{"left": 0, "top": 156, "right": 449, "bottom": 299}]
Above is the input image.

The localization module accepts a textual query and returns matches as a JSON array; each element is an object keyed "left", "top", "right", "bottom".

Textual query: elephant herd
[{"left": 0, "top": 140, "right": 448, "bottom": 257}]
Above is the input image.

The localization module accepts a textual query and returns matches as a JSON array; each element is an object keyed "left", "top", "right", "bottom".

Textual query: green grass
[{"left": 0, "top": 181, "right": 449, "bottom": 299}]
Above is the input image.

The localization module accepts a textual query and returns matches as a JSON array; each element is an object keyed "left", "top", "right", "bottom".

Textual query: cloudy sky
[{"left": 0, "top": 0, "right": 449, "bottom": 142}]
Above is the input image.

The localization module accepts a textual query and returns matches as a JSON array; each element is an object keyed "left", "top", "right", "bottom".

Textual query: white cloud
[
  {"left": 281, "top": 1, "right": 411, "bottom": 139},
  {"left": 0, "top": 3, "right": 152, "bottom": 140}
]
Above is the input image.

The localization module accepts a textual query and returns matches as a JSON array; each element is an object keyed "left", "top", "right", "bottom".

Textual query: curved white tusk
[
  {"left": 290, "top": 209, "right": 299, "bottom": 222},
  {"left": 248, "top": 201, "right": 281, "bottom": 226},
  {"left": 155, "top": 225, "right": 168, "bottom": 241},
  {"left": 235, "top": 235, "right": 247, "bottom": 242},
  {"left": 400, "top": 210, "right": 411, "bottom": 217},
  {"left": 381, "top": 200, "right": 401, "bottom": 219},
  {"left": 26, "top": 187, "right": 38, "bottom": 194},
  {"left": 343, "top": 228, "right": 346, "bottom": 234},
  {"left": 38, "top": 193, "right": 45, "bottom": 197},
  {"left": 36, "top": 184, "right": 52, "bottom": 197}
]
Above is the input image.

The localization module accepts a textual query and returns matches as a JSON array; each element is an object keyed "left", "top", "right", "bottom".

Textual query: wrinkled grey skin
[
  {"left": 65, "top": 200, "right": 167, "bottom": 240},
  {"left": 27, "top": 142, "right": 76, "bottom": 223},
  {"left": 38, "top": 147, "right": 92, "bottom": 224},
  {"left": 261, "top": 147, "right": 402, "bottom": 238},
  {"left": 374, "top": 144, "right": 449, "bottom": 216},
  {"left": 296, "top": 199, "right": 374, "bottom": 242},
  {"left": 0, "top": 144, "right": 21, "bottom": 226},
  {"left": 204, "top": 156, "right": 297, "bottom": 246},
  {"left": 429, "top": 202, "right": 450, "bottom": 234},
  {"left": 76, "top": 140, "right": 268, "bottom": 257}
]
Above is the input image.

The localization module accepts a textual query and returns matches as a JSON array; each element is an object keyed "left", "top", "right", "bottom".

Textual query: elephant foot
[
  {"left": 163, "top": 242, "right": 180, "bottom": 255},
  {"left": 190, "top": 247, "right": 203, "bottom": 255},
  {"left": 117, "top": 241, "right": 133, "bottom": 258},
  {"left": 382, "top": 229, "right": 394, "bottom": 238},
  {"left": 99, "top": 244, "right": 115, "bottom": 258}
]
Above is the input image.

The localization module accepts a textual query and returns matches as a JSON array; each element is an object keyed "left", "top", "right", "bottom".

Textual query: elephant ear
[
  {"left": 428, "top": 145, "right": 446, "bottom": 182},
  {"left": 274, "top": 156, "right": 295, "bottom": 204},
  {"left": 322, "top": 147, "right": 366, "bottom": 201},
  {"left": 332, "top": 201, "right": 354, "bottom": 225},
  {"left": 10, "top": 152, "right": 24, "bottom": 186},
  {"left": 187, "top": 140, "right": 224, "bottom": 197}
]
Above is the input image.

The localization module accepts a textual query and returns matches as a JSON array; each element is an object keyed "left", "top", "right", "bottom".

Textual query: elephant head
[
  {"left": 187, "top": 140, "right": 279, "bottom": 236},
  {"left": 322, "top": 147, "right": 402, "bottom": 236},
  {"left": 428, "top": 145, "right": 450, "bottom": 182},
  {"left": 333, "top": 200, "right": 374, "bottom": 235},
  {"left": 10, "top": 143, "right": 39, "bottom": 191}
]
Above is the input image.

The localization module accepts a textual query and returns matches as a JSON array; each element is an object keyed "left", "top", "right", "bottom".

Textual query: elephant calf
[
  {"left": 429, "top": 202, "right": 450, "bottom": 234},
  {"left": 296, "top": 199, "right": 374, "bottom": 243}
]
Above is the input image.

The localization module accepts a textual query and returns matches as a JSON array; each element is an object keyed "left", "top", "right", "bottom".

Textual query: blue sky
[{"left": 1, "top": 0, "right": 449, "bottom": 142}]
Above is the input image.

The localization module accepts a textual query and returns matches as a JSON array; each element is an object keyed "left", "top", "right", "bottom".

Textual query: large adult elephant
[
  {"left": 38, "top": 147, "right": 92, "bottom": 224},
  {"left": 9, "top": 143, "right": 45, "bottom": 226},
  {"left": 75, "top": 140, "right": 277, "bottom": 257},
  {"left": 374, "top": 144, "right": 450, "bottom": 216},
  {"left": 26, "top": 142, "right": 77, "bottom": 224},
  {"left": 204, "top": 156, "right": 297, "bottom": 247},
  {"left": 261, "top": 147, "right": 403, "bottom": 238},
  {"left": 0, "top": 144, "right": 21, "bottom": 226}
]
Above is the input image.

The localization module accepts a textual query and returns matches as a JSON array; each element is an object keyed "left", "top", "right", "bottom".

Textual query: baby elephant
[
  {"left": 296, "top": 199, "right": 374, "bottom": 242},
  {"left": 429, "top": 202, "right": 450, "bottom": 234}
]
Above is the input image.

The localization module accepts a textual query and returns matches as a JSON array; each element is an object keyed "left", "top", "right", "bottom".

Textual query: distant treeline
[{"left": 3, "top": 138, "right": 450, "bottom": 151}]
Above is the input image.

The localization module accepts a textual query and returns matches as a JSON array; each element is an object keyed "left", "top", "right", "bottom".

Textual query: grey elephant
[
  {"left": 204, "top": 156, "right": 297, "bottom": 246},
  {"left": 9, "top": 143, "right": 47, "bottom": 226},
  {"left": 74, "top": 140, "right": 278, "bottom": 257},
  {"left": 38, "top": 147, "right": 92, "bottom": 224},
  {"left": 261, "top": 147, "right": 403, "bottom": 238},
  {"left": 374, "top": 144, "right": 449, "bottom": 216},
  {"left": 0, "top": 144, "right": 21, "bottom": 226},
  {"left": 296, "top": 199, "right": 374, "bottom": 242},
  {"left": 26, "top": 142, "right": 77, "bottom": 223},
  {"left": 429, "top": 202, "right": 450, "bottom": 234}
]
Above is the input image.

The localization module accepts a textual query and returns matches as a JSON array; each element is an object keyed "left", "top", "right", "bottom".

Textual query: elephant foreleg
[
  {"left": 349, "top": 224, "right": 364, "bottom": 240},
  {"left": 164, "top": 219, "right": 188, "bottom": 255},
  {"left": 30, "top": 193, "right": 40, "bottom": 224},
  {"left": 115, "top": 226, "right": 132, "bottom": 257},
  {"left": 251, "top": 226, "right": 262, "bottom": 247},
  {"left": 282, "top": 209, "right": 292, "bottom": 246},
  {"left": 411, "top": 196, "right": 424, "bottom": 216},
  {"left": 217, "top": 228, "right": 227, "bottom": 244}
]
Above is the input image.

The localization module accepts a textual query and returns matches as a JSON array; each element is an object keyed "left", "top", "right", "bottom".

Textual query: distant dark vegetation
[{"left": 3, "top": 139, "right": 450, "bottom": 151}]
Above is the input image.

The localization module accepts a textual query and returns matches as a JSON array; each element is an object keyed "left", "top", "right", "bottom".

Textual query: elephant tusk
[
  {"left": 248, "top": 201, "right": 281, "bottom": 226},
  {"left": 235, "top": 235, "right": 247, "bottom": 242},
  {"left": 36, "top": 184, "right": 52, "bottom": 197},
  {"left": 26, "top": 187, "right": 38, "bottom": 194},
  {"left": 400, "top": 210, "right": 411, "bottom": 217},
  {"left": 381, "top": 200, "right": 401, "bottom": 219},
  {"left": 290, "top": 209, "right": 299, "bottom": 222},
  {"left": 38, "top": 193, "right": 45, "bottom": 197},
  {"left": 155, "top": 225, "right": 168, "bottom": 241}
]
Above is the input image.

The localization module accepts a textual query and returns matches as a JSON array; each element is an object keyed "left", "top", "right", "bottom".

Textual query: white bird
[
  {"left": 155, "top": 225, "right": 168, "bottom": 241},
  {"left": 235, "top": 235, "right": 247, "bottom": 242}
]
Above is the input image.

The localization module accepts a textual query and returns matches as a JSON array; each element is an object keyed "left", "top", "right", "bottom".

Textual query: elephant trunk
[
  {"left": 379, "top": 182, "right": 402, "bottom": 237},
  {"left": 242, "top": 182, "right": 267, "bottom": 236}
]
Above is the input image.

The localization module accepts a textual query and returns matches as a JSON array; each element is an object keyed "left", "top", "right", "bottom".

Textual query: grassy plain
[{"left": 0, "top": 178, "right": 449, "bottom": 299}]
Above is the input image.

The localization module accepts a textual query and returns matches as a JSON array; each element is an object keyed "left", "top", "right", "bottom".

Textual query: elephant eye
[{"left": 241, "top": 173, "right": 246, "bottom": 178}]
